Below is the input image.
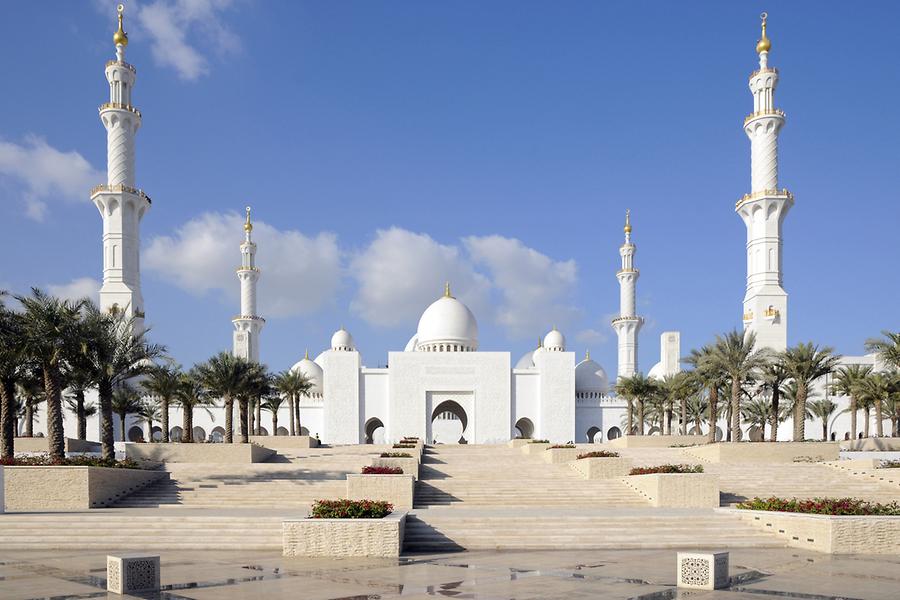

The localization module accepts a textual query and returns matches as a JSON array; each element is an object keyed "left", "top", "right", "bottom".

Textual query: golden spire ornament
[
  {"left": 444, "top": 281, "right": 452, "bottom": 298},
  {"left": 624, "top": 209, "right": 632, "bottom": 234},
  {"left": 113, "top": 4, "right": 128, "bottom": 47},
  {"left": 756, "top": 12, "right": 771, "bottom": 54},
  {"left": 244, "top": 206, "right": 253, "bottom": 233}
]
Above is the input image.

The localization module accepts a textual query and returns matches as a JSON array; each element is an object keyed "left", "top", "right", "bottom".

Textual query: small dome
[
  {"left": 647, "top": 361, "right": 665, "bottom": 381},
  {"left": 415, "top": 285, "right": 479, "bottom": 352},
  {"left": 331, "top": 327, "right": 354, "bottom": 351},
  {"left": 290, "top": 351, "right": 323, "bottom": 394},
  {"left": 543, "top": 328, "right": 566, "bottom": 352},
  {"left": 575, "top": 356, "right": 609, "bottom": 394},
  {"left": 515, "top": 349, "right": 536, "bottom": 369}
]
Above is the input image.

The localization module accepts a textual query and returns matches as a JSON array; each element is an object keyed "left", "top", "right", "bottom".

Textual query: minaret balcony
[
  {"left": 105, "top": 60, "right": 136, "bottom": 74},
  {"left": 616, "top": 268, "right": 639, "bottom": 275},
  {"left": 232, "top": 314, "right": 265, "bottom": 323},
  {"left": 743, "top": 311, "right": 754, "bottom": 323},
  {"left": 235, "top": 266, "right": 260, "bottom": 273},
  {"left": 763, "top": 307, "right": 780, "bottom": 320},
  {"left": 611, "top": 316, "right": 643, "bottom": 325},
  {"left": 99, "top": 102, "right": 142, "bottom": 118},
  {"left": 743, "top": 108, "right": 784, "bottom": 125},
  {"left": 749, "top": 66, "right": 779, "bottom": 78},
  {"left": 90, "top": 183, "right": 151, "bottom": 204},
  {"left": 735, "top": 188, "right": 792, "bottom": 209}
]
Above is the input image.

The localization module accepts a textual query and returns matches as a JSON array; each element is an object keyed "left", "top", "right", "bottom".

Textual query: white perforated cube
[
  {"left": 107, "top": 554, "right": 160, "bottom": 595},
  {"left": 677, "top": 552, "right": 729, "bottom": 590}
]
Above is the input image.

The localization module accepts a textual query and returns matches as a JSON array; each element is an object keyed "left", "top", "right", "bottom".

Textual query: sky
[{"left": 1, "top": 1, "right": 898, "bottom": 375}]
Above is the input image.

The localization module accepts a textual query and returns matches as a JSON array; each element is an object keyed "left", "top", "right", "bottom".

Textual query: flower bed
[
  {"left": 881, "top": 460, "right": 900, "bottom": 469},
  {"left": 310, "top": 499, "right": 393, "bottom": 519},
  {"left": 577, "top": 450, "right": 620, "bottom": 459},
  {"left": 530, "top": 439, "right": 550, "bottom": 444},
  {"left": 0, "top": 454, "right": 143, "bottom": 469},
  {"left": 736, "top": 496, "right": 900, "bottom": 516},
  {"left": 380, "top": 452, "right": 412, "bottom": 458},
  {"left": 629, "top": 464, "right": 703, "bottom": 475},
  {"left": 361, "top": 466, "right": 403, "bottom": 475},
  {"left": 392, "top": 444, "right": 415, "bottom": 449},
  {"left": 548, "top": 444, "right": 575, "bottom": 449}
]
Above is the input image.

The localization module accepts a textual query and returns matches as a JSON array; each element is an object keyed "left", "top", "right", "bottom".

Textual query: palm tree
[
  {"left": 0, "top": 295, "right": 27, "bottom": 458},
  {"left": 684, "top": 344, "right": 723, "bottom": 444},
  {"left": 830, "top": 364, "right": 872, "bottom": 441},
  {"left": 78, "top": 302, "right": 164, "bottom": 459},
  {"left": 781, "top": 342, "right": 840, "bottom": 441},
  {"left": 708, "top": 330, "right": 770, "bottom": 442},
  {"left": 759, "top": 360, "right": 789, "bottom": 441},
  {"left": 64, "top": 395, "right": 97, "bottom": 440},
  {"left": 614, "top": 373, "right": 659, "bottom": 435},
  {"left": 235, "top": 362, "right": 271, "bottom": 443},
  {"left": 136, "top": 398, "right": 160, "bottom": 442},
  {"left": 741, "top": 395, "right": 775, "bottom": 441},
  {"left": 194, "top": 352, "right": 252, "bottom": 443},
  {"left": 261, "top": 395, "right": 285, "bottom": 435},
  {"left": 685, "top": 392, "right": 708, "bottom": 435},
  {"left": 273, "top": 370, "right": 312, "bottom": 436},
  {"left": 16, "top": 373, "right": 44, "bottom": 438},
  {"left": 16, "top": 289, "right": 85, "bottom": 460},
  {"left": 63, "top": 366, "right": 95, "bottom": 441},
  {"left": 176, "top": 372, "right": 214, "bottom": 443},
  {"left": 140, "top": 364, "right": 181, "bottom": 443},
  {"left": 660, "top": 371, "right": 697, "bottom": 435},
  {"left": 865, "top": 331, "right": 900, "bottom": 370},
  {"left": 111, "top": 383, "right": 143, "bottom": 442},
  {"left": 808, "top": 398, "right": 839, "bottom": 441},
  {"left": 883, "top": 373, "right": 900, "bottom": 437},
  {"left": 858, "top": 372, "right": 892, "bottom": 437}
]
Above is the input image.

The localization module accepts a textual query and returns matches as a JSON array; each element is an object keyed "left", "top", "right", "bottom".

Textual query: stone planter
[
  {"left": 3, "top": 466, "right": 166, "bottom": 511},
  {"left": 542, "top": 448, "right": 580, "bottom": 463},
  {"left": 726, "top": 508, "right": 900, "bottom": 554},
  {"left": 685, "top": 442, "right": 839, "bottom": 463},
  {"left": 247, "top": 435, "right": 319, "bottom": 448},
  {"left": 126, "top": 443, "right": 274, "bottom": 463},
  {"left": 606, "top": 435, "right": 705, "bottom": 449},
  {"left": 371, "top": 457, "right": 420, "bottom": 480},
  {"left": 13, "top": 437, "right": 101, "bottom": 454},
  {"left": 623, "top": 473, "right": 719, "bottom": 508},
  {"left": 570, "top": 457, "right": 634, "bottom": 479},
  {"left": 283, "top": 512, "right": 406, "bottom": 558},
  {"left": 346, "top": 474, "right": 415, "bottom": 509},
  {"left": 521, "top": 442, "right": 551, "bottom": 456},
  {"left": 507, "top": 439, "right": 531, "bottom": 448}
]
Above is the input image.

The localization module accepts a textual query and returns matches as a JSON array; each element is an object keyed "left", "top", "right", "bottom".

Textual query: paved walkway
[{"left": 1, "top": 547, "right": 897, "bottom": 599}]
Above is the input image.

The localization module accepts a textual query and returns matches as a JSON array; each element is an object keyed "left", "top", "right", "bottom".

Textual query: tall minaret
[
  {"left": 736, "top": 13, "right": 793, "bottom": 352},
  {"left": 232, "top": 207, "right": 264, "bottom": 362},
  {"left": 92, "top": 4, "right": 150, "bottom": 329},
  {"left": 611, "top": 210, "right": 643, "bottom": 378}
]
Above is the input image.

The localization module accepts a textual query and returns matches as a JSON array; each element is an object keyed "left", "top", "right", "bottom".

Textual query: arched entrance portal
[
  {"left": 430, "top": 400, "right": 468, "bottom": 444},
  {"left": 586, "top": 426, "right": 601, "bottom": 443},
  {"left": 514, "top": 418, "right": 534, "bottom": 439},
  {"left": 365, "top": 418, "right": 385, "bottom": 444},
  {"left": 607, "top": 426, "right": 622, "bottom": 440}
]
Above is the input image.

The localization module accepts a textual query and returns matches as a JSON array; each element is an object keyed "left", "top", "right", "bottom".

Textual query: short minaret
[
  {"left": 91, "top": 4, "right": 150, "bottom": 328},
  {"left": 611, "top": 210, "right": 643, "bottom": 378},
  {"left": 736, "top": 13, "right": 793, "bottom": 351},
  {"left": 232, "top": 207, "right": 264, "bottom": 361}
]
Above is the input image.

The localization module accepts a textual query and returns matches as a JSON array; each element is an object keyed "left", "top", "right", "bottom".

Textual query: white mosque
[{"left": 23, "top": 10, "right": 888, "bottom": 446}]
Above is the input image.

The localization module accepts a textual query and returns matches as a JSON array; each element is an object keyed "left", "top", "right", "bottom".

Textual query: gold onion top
[
  {"left": 756, "top": 12, "right": 771, "bottom": 54},
  {"left": 113, "top": 4, "right": 128, "bottom": 47}
]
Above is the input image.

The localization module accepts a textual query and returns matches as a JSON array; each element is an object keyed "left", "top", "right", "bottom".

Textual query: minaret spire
[
  {"left": 233, "top": 206, "right": 265, "bottom": 362},
  {"left": 611, "top": 209, "right": 643, "bottom": 381},
  {"left": 736, "top": 12, "right": 792, "bottom": 352}
]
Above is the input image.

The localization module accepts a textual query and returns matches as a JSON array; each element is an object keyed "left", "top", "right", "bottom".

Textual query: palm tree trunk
[
  {"left": 769, "top": 387, "right": 780, "bottom": 442},
  {"left": 248, "top": 399, "right": 255, "bottom": 437},
  {"left": 119, "top": 412, "right": 127, "bottom": 442},
  {"left": 255, "top": 399, "right": 262, "bottom": 435},
  {"left": 289, "top": 396, "right": 296, "bottom": 435},
  {"left": 636, "top": 399, "right": 644, "bottom": 435},
  {"left": 239, "top": 399, "right": 249, "bottom": 443},
  {"left": 224, "top": 397, "right": 234, "bottom": 443},
  {"left": 295, "top": 394, "right": 301, "bottom": 436},
  {"left": 730, "top": 379, "right": 741, "bottom": 443},
  {"left": 665, "top": 405, "right": 672, "bottom": 435},
  {"left": 849, "top": 396, "right": 857, "bottom": 441},
  {"left": 272, "top": 412, "right": 279, "bottom": 436},
  {"left": 161, "top": 397, "right": 170, "bottom": 443},
  {"left": 822, "top": 419, "right": 828, "bottom": 441},
  {"left": 694, "top": 415, "right": 701, "bottom": 434},
  {"left": 99, "top": 380, "right": 115, "bottom": 460},
  {"left": 760, "top": 423, "right": 766, "bottom": 442},
  {"left": 680, "top": 399, "right": 687, "bottom": 435},
  {"left": 75, "top": 389, "right": 86, "bottom": 441},
  {"left": 25, "top": 403, "right": 34, "bottom": 437},
  {"left": 793, "top": 382, "right": 807, "bottom": 441},
  {"left": 0, "top": 377, "right": 15, "bottom": 459},
  {"left": 864, "top": 407, "right": 870, "bottom": 438},
  {"left": 875, "top": 399, "right": 884, "bottom": 437},
  {"left": 707, "top": 386, "right": 718, "bottom": 444},
  {"left": 626, "top": 399, "right": 633, "bottom": 436},
  {"left": 43, "top": 366, "right": 65, "bottom": 461},
  {"left": 182, "top": 405, "right": 192, "bottom": 443}
]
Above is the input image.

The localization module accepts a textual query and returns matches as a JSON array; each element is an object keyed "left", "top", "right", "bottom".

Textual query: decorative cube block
[
  {"left": 107, "top": 554, "right": 160, "bottom": 595},
  {"left": 677, "top": 552, "right": 729, "bottom": 590}
]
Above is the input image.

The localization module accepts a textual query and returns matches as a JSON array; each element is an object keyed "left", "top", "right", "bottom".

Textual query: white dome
[
  {"left": 289, "top": 353, "right": 323, "bottom": 394},
  {"left": 575, "top": 356, "right": 609, "bottom": 394},
  {"left": 647, "top": 361, "right": 665, "bottom": 381},
  {"left": 331, "top": 327, "right": 354, "bottom": 351},
  {"left": 515, "top": 349, "right": 536, "bottom": 369},
  {"left": 543, "top": 328, "right": 566, "bottom": 351},
  {"left": 415, "top": 288, "right": 478, "bottom": 352}
]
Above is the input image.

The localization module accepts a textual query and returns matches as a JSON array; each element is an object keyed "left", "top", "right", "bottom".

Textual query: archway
[
  {"left": 128, "top": 426, "right": 144, "bottom": 442},
  {"left": 276, "top": 426, "right": 289, "bottom": 436},
  {"left": 514, "top": 417, "right": 535, "bottom": 439},
  {"left": 715, "top": 426, "right": 724, "bottom": 441},
  {"left": 299, "top": 426, "right": 310, "bottom": 436},
  {"left": 258, "top": 427, "right": 269, "bottom": 436},
  {"left": 607, "top": 426, "right": 622, "bottom": 440},
  {"left": 170, "top": 426, "right": 183, "bottom": 442},
  {"left": 431, "top": 400, "right": 468, "bottom": 444},
  {"left": 365, "top": 418, "right": 385, "bottom": 444},
  {"left": 586, "top": 426, "right": 601, "bottom": 443},
  {"left": 210, "top": 426, "right": 226, "bottom": 443},
  {"left": 192, "top": 426, "right": 207, "bottom": 443},
  {"left": 748, "top": 425, "right": 763, "bottom": 442},
  {"left": 151, "top": 426, "right": 163, "bottom": 442}
]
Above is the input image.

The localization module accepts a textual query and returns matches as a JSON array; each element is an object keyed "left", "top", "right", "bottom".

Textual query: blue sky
[{"left": 1, "top": 1, "right": 898, "bottom": 374}]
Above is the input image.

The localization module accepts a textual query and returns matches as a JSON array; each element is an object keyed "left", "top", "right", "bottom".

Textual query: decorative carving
[{"left": 680, "top": 557, "right": 710, "bottom": 586}]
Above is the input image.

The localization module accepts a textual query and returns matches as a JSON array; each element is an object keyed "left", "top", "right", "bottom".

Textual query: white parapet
[
  {"left": 677, "top": 552, "right": 729, "bottom": 590},
  {"left": 107, "top": 554, "right": 160, "bottom": 595}
]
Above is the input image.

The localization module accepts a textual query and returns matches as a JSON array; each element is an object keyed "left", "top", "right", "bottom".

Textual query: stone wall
[
  {"left": 840, "top": 438, "right": 900, "bottom": 452},
  {"left": 247, "top": 436, "right": 319, "bottom": 448},
  {"left": 728, "top": 508, "right": 900, "bottom": 554},
  {"left": 14, "top": 438, "right": 100, "bottom": 454},
  {"left": 606, "top": 435, "right": 705, "bottom": 449},
  {"left": 346, "top": 474, "right": 415, "bottom": 509},
  {"left": 521, "top": 442, "right": 550, "bottom": 456},
  {"left": 4, "top": 467, "right": 165, "bottom": 511},
  {"left": 624, "top": 473, "right": 719, "bottom": 508},
  {"left": 371, "top": 457, "right": 420, "bottom": 480},
  {"left": 685, "top": 442, "right": 839, "bottom": 463},
  {"left": 542, "top": 448, "right": 581, "bottom": 464},
  {"left": 126, "top": 443, "right": 274, "bottom": 463},
  {"left": 283, "top": 512, "right": 406, "bottom": 557},
  {"left": 570, "top": 457, "right": 633, "bottom": 479}
]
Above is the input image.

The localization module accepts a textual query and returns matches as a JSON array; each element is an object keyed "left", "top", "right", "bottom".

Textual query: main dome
[{"left": 415, "top": 286, "right": 478, "bottom": 352}]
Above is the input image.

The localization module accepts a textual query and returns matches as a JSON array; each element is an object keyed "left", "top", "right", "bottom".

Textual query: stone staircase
[{"left": 824, "top": 461, "right": 900, "bottom": 493}]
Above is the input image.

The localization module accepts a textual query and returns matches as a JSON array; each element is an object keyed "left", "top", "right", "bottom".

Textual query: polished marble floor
[{"left": 0, "top": 547, "right": 897, "bottom": 599}]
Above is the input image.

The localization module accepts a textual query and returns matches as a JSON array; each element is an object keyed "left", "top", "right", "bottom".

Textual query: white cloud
[
  {"left": 133, "top": 0, "right": 241, "bottom": 81},
  {"left": 574, "top": 328, "right": 609, "bottom": 345},
  {"left": 349, "top": 228, "right": 491, "bottom": 328},
  {"left": 144, "top": 212, "right": 341, "bottom": 318},
  {"left": 464, "top": 235, "right": 580, "bottom": 339},
  {"left": 47, "top": 277, "right": 101, "bottom": 303},
  {"left": 0, "top": 135, "right": 102, "bottom": 221}
]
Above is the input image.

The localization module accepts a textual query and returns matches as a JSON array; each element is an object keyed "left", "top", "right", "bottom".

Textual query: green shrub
[
  {"left": 380, "top": 452, "right": 412, "bottom": 458},
  {"left": 881, "top": 460, "right": 900, "bottom": 469},
  {"left": 0, "top": 454, "right": 144, "bottom": 469},
  {"left": 310, "top": 499, "right": 393, "bottom": 519},
  {"left": 577, "top": 450, "right": 620, "bottom": 459},
  {"left": 629, "top": 464, "right": 704, "bottom": 475},
  {"left": 529, "top": 439, "right": 550, "bottom": 444},
  {"left": 548, "top": 444, "right": 575, "bottom": 449},
  {"left": 736, "top": 497, "right": 900, "bottom": 516},
  {"left": 393, "top": 444, "right": 415, "bottom": 449},
  {"left": 361, "top": 466, "right": 403, "bottom": 474}
]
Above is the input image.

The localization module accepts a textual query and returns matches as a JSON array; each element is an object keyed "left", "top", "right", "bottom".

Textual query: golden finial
[
  {"left": 624, "top": 209, "right": 632, "bottom": 234},
  {"left": 113, "top": 4, "right": 128, "bottom": 47},
  {"left": 586, "top": 349, "right": 591, "bottom": 360},
  {"left": 538, "top": 336, "right": 543, "bottom": 348},
  {"left": 304, "top": 348, "right": 309, "bottom": 360},
  {"left": 444, "top": 281, "right": 452, "bottom": 298},
  {"left": 244, "top": 206, "right": 253, "bottom": 233},
  {"left": 756, "top": 12, "right": 771, "bottom": 54}
]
